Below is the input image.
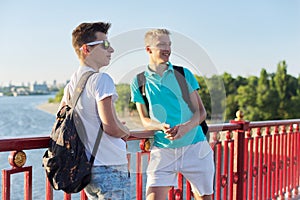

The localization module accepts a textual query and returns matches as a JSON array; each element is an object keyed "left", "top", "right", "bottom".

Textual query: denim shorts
[{"left": 84, "top": 164, "right": 130, "bottom": 200}]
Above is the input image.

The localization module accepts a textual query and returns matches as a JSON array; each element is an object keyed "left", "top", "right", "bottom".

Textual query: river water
[{"left": 0, "top": 95, "right": 146, "bottom": 200}]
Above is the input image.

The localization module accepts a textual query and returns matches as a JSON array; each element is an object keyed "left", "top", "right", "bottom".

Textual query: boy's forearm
[
  {"left": 141, "top": 117, "right": 165, "bottom": 130},
  {"left": 182, "top": 109, "right": 201, "bottom": 131}
]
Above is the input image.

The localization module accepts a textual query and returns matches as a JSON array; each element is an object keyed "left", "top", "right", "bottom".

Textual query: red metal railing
[{"left": 1, "top": 119, "right": 300, "bottom": 200}]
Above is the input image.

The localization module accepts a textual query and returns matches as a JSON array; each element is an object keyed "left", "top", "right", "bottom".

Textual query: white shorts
[{"left": 146, "top": 141, "right": 214, "bottom": 196}]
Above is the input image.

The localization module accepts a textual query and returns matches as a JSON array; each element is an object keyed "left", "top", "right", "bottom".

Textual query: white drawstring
[
  {"left": 180, "top": 146, "right": 185, "bottom": 169},
  {"left": 175, "top": 148, "right": 178, "bottom": 171}
]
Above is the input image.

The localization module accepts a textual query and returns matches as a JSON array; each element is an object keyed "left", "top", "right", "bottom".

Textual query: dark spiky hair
[{"left": 72, "top": 22, "right": 111, "bottom": 57}]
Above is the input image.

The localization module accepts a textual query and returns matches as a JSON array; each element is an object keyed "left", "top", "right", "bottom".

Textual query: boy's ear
[
  {"left": 145, "top": 46, "right": 152, "bottom": 53},
  {"left": 82, "top": 45, "right": 89, "bottom": 54}
]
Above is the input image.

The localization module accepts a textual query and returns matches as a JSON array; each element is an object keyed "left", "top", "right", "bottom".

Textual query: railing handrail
[
  {"left": 0, "top": 130, "right": 157, "bottom": 152},
  {"left": 0, "top": 124, "right": 236, "bottom": 152},
  {"left": 0, "top": 136, "right": 50, "bottom": 152},
  {"left": 249, "top": 118, "right": 300, "bottom": 128},
  {"left": 1, "top": 119, "right": 299, "bottom": 152}
]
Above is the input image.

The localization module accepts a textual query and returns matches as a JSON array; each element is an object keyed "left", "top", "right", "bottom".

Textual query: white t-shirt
[{"left": 62, "top": 66, "right": 127, "bottom": 166}]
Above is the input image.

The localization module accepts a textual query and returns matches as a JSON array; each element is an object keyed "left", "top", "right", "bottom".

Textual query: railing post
[
  {"left": 80, "top": 190, "right": 88, "bottom": 200},
  {"left": 230, "top": 110, "right": 249, "bottom": 200},
  {"left": 2, "top": 151, "right": 32, "bottom": 200},
  {"left": 294, "top": 124, "right": 300, "bottom": 197},
  {"left": 45, "top": 179, "right": 53, "bottom": 200},
  {"left": 63, "top": 193, "right": 71, "bottom": 200},
  {"left": 24, "top": 168, "right": 32, "bottom": 200},
  {"left": 136, "top": 151, "right": 143, "bottom": 200},
  {"left": 136, "top": 139, "right": 151, "bottom": 200},
  {"left": 2, "top": 169, "right": 10, "bottom": 200}
]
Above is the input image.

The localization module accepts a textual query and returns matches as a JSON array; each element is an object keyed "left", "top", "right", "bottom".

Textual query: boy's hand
[
  {"left": 164, "top": 124, "right": 188, "bottom": 140},
  {"left": 160, "top": 123, "right": 170, "bottom": 132}
]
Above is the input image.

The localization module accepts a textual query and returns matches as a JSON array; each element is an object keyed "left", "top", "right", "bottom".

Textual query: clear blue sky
[{"left": 0, "top": 1, "right": 299, "bottom": 86}]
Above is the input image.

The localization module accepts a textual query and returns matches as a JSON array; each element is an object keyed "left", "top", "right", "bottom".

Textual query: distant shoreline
[
  {"left": 36, "top": 102, "right": 59, "bottom": 115},
  {"left": 36, "top": 102, "right": 143, "bottom": 129}
]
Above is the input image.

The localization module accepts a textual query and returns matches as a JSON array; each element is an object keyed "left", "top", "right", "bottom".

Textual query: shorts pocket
[{"left": 198, "top": 141, "right": 213, "bottom": 159}]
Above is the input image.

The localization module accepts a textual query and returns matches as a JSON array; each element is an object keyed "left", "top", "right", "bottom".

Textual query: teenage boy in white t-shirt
[{"left": 60, "top": 21, "right": 130, "bottom": 200}]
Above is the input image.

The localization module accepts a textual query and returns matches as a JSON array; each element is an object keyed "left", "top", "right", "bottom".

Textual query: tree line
[{"left": 116, "top": 61, "right": 300, "bottom": 122}]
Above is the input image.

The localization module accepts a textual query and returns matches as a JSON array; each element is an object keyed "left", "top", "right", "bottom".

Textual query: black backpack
[
  {"left": 137, "top": 65, "right": 208, "bottom": 135},
  {"left": 42, "top": 71, "right": 103, "bottom": 193}
]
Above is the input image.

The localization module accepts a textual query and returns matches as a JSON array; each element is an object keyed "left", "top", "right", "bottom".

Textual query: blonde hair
[{"left": 144, "top": 29, "right": 170, "bottom": 46}]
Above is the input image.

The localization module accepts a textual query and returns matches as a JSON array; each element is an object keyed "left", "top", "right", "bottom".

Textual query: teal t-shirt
[{"left": 130, "top": 63, "right": 206, "bottom": 148}]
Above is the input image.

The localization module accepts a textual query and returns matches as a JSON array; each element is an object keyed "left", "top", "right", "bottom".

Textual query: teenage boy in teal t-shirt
[{"left": 130, "top": 29, "right": 214, "bottom": 200}]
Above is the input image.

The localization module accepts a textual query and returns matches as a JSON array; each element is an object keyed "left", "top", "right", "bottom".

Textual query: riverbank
[
  {"left": 36, "top": 102, "right": 143, "bottom": 129},
  {"left": 36, "top": 102, "right": 59, "bottom": 115}
]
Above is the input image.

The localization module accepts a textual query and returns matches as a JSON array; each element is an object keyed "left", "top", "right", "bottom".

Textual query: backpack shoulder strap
[
  {"left": 71, "top": 71, "right": 103, "bottom": 164},
  {"left": 71, "top": 71, "right": 95, "bottom": 108},
  {"left": 137, "top": 71, "right": 149, "bottom": 115},
  {"left": 89, "top": 123, "right": 103, "bottom": 164},
  {"left": 174, "top": 66, "right": 208, "bottom": 134},
  {"left": 173, "top": 65, "right": 194, "bottom": 112}
]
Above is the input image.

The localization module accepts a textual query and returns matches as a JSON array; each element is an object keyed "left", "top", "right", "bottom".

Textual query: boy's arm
[
  {"left": 97, "top": 96, "right": 130, "bottom": 138},
  {"left": 136, "top": 102, "right": 170, "bottom": 131},
  {"left": 165, "top": 90, "right": 206, "bottom": 140},
  {"left": 194, "top": 91, "right": 207, "bottom": 124}
]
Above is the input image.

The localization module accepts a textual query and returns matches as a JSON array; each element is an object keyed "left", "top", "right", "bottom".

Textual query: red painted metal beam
[{"left": 0, "top": 136, "right": 50, "bottom": 152}]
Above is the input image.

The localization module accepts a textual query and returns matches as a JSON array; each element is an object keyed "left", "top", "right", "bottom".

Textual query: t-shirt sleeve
[
  {"left": 61, "top": 72, "right": 77, "bottom": 103},
  {"left": 94, "top": 73, "right": 118, "bottom": 102},
  {"left": 61, "top": 84, "right": 69, "bottom": 103},
  {"left": 130, "top": 76, "right": 145, "bottom": 104},
  {"left": 183, "top": 67, "right": 200, "bottom": 93}
]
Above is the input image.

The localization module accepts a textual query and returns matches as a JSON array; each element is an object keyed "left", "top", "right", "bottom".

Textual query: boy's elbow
[
  {"left": 203, "top": 109, "right": 207, "bottom": 117},
  {"left": 103, "top": 126, "right": 124, "bottom": 138},
  {"left": 200, "top": 108, "right": 207, "bottom": 121},
  {"left": 141, "top": 118, "right": 153, "bottom": 130}
]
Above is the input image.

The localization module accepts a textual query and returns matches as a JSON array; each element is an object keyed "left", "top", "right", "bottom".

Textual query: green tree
[
  {"left": 115, "top": 84, "right": 132, "bottom": 115},
  {"left": 256, "top": 69, "right": 279, "bottom": 120},
  {"left": 222, "top": 72, "right": 236, "bottom": 95},
  {"left": 273, "top": 61, "right": 289, "bottom": 118},
  {"left": 206, "top": 75, "right": 226, "bottom": 122},
  {"left": 222, "top": 73, "right": 239, "bottom": 121},
  {"left": 48, "top": 88, "right": 64, "bottom": 103},
  {"left": 235, "top": 75, "right": 248, "bottom": 87},
  {"left": 290, "top": 75, "right": 300, "bottom": 118},
  {"left": 224, "top": 94, "right": 239, "bottom": 121},
  {"left": 195, "top": 75, "right": 211, "bottom": 119},
  {"left": 236, "top": 76, "right": 259, "bottom": 120}
]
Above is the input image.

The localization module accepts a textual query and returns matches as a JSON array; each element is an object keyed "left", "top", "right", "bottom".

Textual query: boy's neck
[
  {"left": 80, "top": 59, "right": 101, "bottom": 71},
  {"left": 148, "top": 63, "right": 168, "bottom": 76}
]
